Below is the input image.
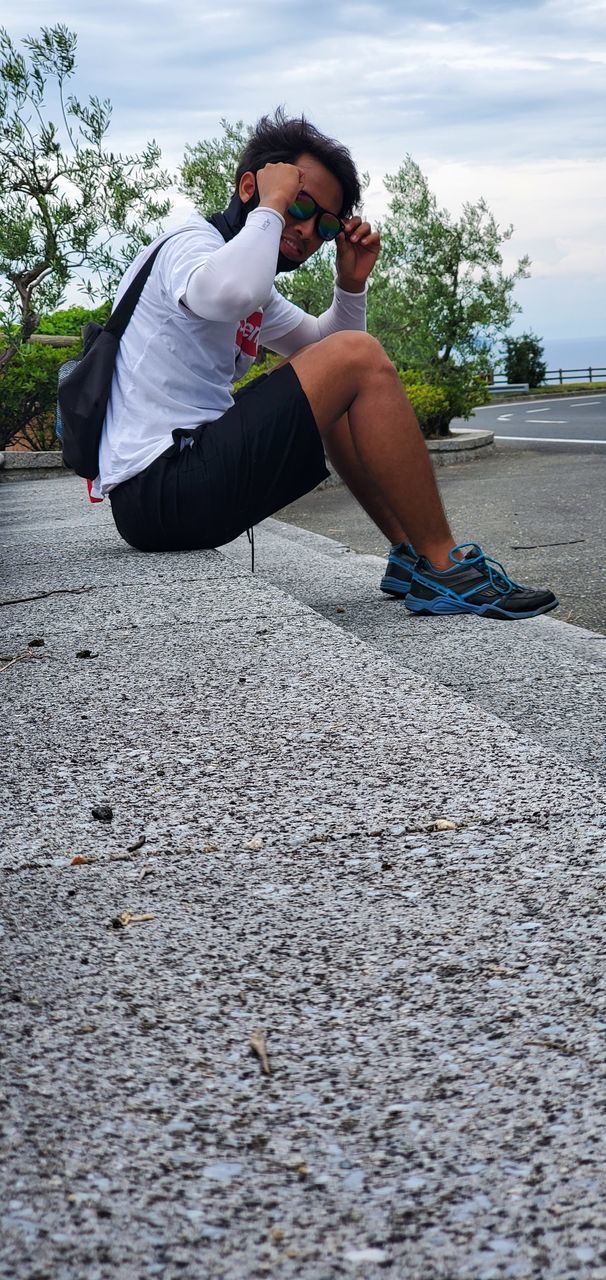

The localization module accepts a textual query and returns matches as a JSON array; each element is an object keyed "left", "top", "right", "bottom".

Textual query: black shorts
[{"left": 109, "top": 363, "right": 329, "bottom": 552}]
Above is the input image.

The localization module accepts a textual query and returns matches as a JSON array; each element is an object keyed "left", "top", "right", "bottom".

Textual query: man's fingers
[
  {"left": 256, "top": 161, "right": 304, "bottom": 210},
  {"left": 346, "top": 220, "right": 374, "bottom": 243},
  {"left": 341, "top": 224, "right": 380, "bottom": 251}
]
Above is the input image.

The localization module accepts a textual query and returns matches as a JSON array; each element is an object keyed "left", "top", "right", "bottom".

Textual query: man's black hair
[{"left": 235, "top": 108, "right": 361, "bottom": 218}]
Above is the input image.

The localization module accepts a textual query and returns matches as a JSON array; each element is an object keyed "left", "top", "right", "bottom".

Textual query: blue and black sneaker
[
  {"left": 406, "top": 543, "right": 559, "bottom": 620},
  {"left": 380, "top": 542, "right": 418, "bottom": 598}
]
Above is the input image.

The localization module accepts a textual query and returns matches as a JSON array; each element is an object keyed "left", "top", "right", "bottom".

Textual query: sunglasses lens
[
  {"left": 289, "top": 193, "right": 316, "bottom": 221},
  {"left": 317, "top": 213, "right": 341, "bottom": 241}
]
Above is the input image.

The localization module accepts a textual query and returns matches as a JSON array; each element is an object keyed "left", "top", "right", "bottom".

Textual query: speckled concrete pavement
[
  {"left": 224, "top": 519, "right": 606, "bottom": 780},
  {"left": 2, "top": 476, "right": 605, "bottom": 1280}
]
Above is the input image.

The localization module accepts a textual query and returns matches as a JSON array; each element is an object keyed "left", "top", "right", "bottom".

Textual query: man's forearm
[
  {"left": 268, "top": 283, "right": 367, "bottom": 358},
  {"left": 184, "top": 208, "right": 285, "bottom": 322},
  {"left": 318, "top": 283, "right": 367, "bottom": 335}
]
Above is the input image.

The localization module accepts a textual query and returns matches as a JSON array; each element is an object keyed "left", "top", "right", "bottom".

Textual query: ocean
[
  {"left": 540, "top": 336, "right": 606, "bottom": 382},
  {"left": 496, "top": 335, "right": 606, "bottom": 383}
]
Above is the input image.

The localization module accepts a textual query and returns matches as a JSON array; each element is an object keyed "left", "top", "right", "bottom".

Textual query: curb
[
  {"left": 0, "top": 429, "right": 495, "bottom": 491},
  {"left": 0, "top": 450, "right": 69, "bottom": 479},
  {"left": 426, "top": 429, "right": 494, "bottom": 464},
  {"left": 263, "top": 516, "right": 604, "bottom": 644},
  {"left": 319, "top": 429, "right": 495, "bottom": 486}
]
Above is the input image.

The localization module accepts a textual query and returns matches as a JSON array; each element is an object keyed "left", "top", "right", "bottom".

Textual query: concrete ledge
[
  {"left": 320, "top": 429, "right": 495, "bottom": 485},
  {"left": 1, "top": 427, "right": 494, "bottom": 490},
  {"left": 1, "top": 449, "right": 65, "bottom": 468},
  {"left": 0, "top": 449, "right": 69, "bottom": 479},
  {"left": 225, "top": 517, "right": 606, "bottom": 779},
  {"left": 426, "top": 428, "right": 494, "bottom": 464},
  {"left": 2, "top": 474, "right": 606, "bottom": 1279}
]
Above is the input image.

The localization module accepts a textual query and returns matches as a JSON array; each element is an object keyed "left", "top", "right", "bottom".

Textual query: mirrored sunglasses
[{"left": 287, "top": 190, "right": 344, "bottom": 242}]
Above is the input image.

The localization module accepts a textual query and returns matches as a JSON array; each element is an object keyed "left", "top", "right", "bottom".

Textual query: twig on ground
[
  {"left": 127, "top": 835, "right": 146, "bottom": 853},
  {"left": 250, "top": 1027, "right": 271, "bottom": 1076},
  {"left": 0, "top": 647, "right": 35, "bottom": 673}
]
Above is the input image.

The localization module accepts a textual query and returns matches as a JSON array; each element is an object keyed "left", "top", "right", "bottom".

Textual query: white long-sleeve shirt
[{"left": 93, "top": 208, "right": 366, "bottom": 498}]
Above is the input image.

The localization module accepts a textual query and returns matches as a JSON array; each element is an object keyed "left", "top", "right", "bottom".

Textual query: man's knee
[{"left": 323, "top": 330, "right": 394, "bottom": 378}]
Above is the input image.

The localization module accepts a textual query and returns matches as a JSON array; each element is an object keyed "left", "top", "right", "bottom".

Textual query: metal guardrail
[
  {"left": 492, "top": 367, "right": 606, "bottom": 387},
  {"left": 541, "top": 366, "right": 606, "bottom": 385},
  {"left": 488, "top": 382, "right": 529, "bottom": 395}
]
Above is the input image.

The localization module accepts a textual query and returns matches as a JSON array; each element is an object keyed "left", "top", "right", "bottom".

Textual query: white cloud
[{"left": 1, "top": 0, "right": 605, "bottom": 334}]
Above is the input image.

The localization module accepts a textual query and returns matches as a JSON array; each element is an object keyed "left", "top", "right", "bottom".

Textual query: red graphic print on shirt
[{"left": 236, "top": 311, "right": 262, "bottom": 358}]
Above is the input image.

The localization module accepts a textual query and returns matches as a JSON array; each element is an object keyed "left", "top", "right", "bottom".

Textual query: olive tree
[
  {"left": 368, "top": 156, "right": 531, "bottom": 429},
  {"left": 179, "top": 117, "right": 250, "bottom": 215},
  {"left": 0, "top": 23, "right": 172, "bottom": 371},
  {"left": 371, "top": 155, "right": 530, "bottom": 367}
]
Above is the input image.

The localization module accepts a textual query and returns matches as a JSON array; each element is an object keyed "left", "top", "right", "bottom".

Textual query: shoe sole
[
  {"left": 405, "top": 594, "right": 559, "bottom": 620},
  {"left": 380, "top": 573, "right": 413, "bottom": 598}
]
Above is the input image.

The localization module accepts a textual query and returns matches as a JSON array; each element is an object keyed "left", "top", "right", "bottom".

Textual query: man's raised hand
[
  {"left": 336, "top": 217, "right": 381, "bottom": 293},
  {"left": 256, "top": 163, "right": 304, "bottom": 216}
]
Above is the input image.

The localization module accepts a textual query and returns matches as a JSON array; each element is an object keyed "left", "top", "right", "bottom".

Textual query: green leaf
[{"left": 0, "top": 23, "right": 172, "bottom": 353}]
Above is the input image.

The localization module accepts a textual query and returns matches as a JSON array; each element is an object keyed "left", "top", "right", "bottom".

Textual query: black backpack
[
  {"left": 57, "top": 212, "right": 240, "bottom": 481},
  {"left": 57, "top": 234, "right": 176, "bottom": 480}
]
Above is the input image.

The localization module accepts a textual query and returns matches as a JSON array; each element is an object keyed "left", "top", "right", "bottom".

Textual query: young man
[{"left": 99, "top": 111, "right": 557, "bottom": 620}]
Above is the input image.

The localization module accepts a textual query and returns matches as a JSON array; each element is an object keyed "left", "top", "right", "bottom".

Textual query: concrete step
[
  {"left": 222, "top": 519, "right": 606, "bottom": 779},
  {"left": 3, "top": 475, "right": 606, "bottom": 1278}
]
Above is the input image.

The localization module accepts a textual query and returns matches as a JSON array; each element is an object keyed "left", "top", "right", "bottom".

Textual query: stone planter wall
[
  {"left": 0, "top": 450, "right": 69, "bottom": 480},
  {"left": 0, "top": 429, "right": 495, "bottom": 489},
  {"left": 319, "top": 429, "right": 494, "bottom": 487}
]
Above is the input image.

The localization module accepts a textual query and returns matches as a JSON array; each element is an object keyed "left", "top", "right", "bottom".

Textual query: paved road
[
  {"left": 457, "top": 393, "right": 606, "bottom": 450},
  {"left": 278, "top": 447, "right": 606, "bottom": 634}
]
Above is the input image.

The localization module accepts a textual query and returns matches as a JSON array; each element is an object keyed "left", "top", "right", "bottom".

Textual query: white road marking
[
  {"left": 526, "top": 407, "right": 552, "bottom": 413},
  {"left": 482, "top": 393, "right": 606, "bottom": 409},
  {"left": 568, "top": 399, "right": 602, "bottom": 407},
  {"left": 495, "top": 435, "right": 606, "bottom": 444},
  {"left": 497, "top": 413, "right": 513, "bottom": 421}
]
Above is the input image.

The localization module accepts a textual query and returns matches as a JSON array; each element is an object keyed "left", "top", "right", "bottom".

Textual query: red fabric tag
[
  {"left": 236, "top": 311, "right": 262, "bottom": 358},
  {"left": 86, "top": 478, "right": 104, "bottom": 504}
]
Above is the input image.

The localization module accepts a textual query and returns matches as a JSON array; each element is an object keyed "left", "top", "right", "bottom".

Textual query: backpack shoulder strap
[{"left": 104, "top": 230, "right": 182, "bottom": 340}]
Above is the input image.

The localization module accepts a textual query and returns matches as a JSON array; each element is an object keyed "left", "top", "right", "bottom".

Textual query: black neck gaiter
[{"left": 207, "top": 190, "right": 301, "bottom": 274}]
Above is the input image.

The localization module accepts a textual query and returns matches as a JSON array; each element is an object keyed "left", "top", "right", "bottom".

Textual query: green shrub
[
  {"left": 502, "top": 332, "right": 546, "bottom": 388},
  {"left": 0, "top": 304, "right": 111, "bottom": 452},
  {"left": 399, "top": 363, "right": 489, "bottom": 436},
  {"left": 233, "top": 355, "right": 280, "bottom": 391},
  {"left": 434, "top": 364, "right": 489, "bottom": 422},
  {"left": 0, "top": 343, "right": 81, "bottom": 450},
  {"left": 37, "top": 303, "right": 111, "bottom": 336},
  {"left": 399, "top": 376, "right": 451, "bottom": 437},
  {"left": 399, "top": 368, "right": 426, "bottom": 387}
]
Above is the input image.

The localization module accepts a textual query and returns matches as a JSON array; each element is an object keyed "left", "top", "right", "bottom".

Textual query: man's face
[{"left": 277, "top": 151, "right": 344, "bottom": 266}]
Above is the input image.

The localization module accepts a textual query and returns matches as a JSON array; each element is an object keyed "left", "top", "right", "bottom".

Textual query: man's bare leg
[
  {"left": 322, "top": 413, "right": 412, "bottom": 547},
  {"left": 289, "top": 331, "right": 455, "bottom": 569},
  {"left": 270, "top": 343, "right": 411, "bottom": 546}
]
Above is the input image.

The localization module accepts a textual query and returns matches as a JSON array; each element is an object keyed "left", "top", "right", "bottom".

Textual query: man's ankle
[{"left": 418, "top": 542, "right": 458, "bottom": 571}]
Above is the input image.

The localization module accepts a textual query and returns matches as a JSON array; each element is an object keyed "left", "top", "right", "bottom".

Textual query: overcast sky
[{"left": 3, "top": 0, "right": 606, "bottom": 340}]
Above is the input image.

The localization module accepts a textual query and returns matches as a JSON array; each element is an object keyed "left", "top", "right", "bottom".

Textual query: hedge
[
  {"left": 0, "top": 343, "right": 80, "bottom": 451},
  {"left": 399, "top": 372, "right": 452, "bottom": 437},
  {"left": 236, "top": 361, "right": 454, "bottom": 439},
  {"left": 1, "top": 342, "right": 470, "bottom": 453}
]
